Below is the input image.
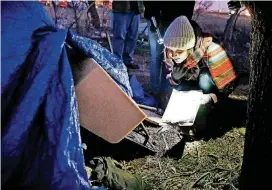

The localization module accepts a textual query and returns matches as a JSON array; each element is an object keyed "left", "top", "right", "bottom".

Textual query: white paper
[{"left": 161, "top": 90, "right": 203, "bottom": 126}]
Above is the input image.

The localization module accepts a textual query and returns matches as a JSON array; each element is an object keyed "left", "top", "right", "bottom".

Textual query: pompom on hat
[{"left": 163, "top": 16, "right": 196, "bottom": 50}]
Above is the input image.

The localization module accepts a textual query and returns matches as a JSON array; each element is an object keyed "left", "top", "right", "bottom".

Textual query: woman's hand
[
  {"left": 164, "top": 48, "right": 174, "bottom": 73},
  {"left": 164, "top": 59, "right": 173, "bottom": 73}
]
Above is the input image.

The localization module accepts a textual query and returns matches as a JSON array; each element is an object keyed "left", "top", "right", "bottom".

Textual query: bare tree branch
[{"left": 193, "top": 1, "right": 213, "bottom": 21}]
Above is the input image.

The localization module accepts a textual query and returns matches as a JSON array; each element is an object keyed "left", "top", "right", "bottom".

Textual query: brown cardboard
[{"left": 73, "top": 58, "right": 146, "bottom": 143}]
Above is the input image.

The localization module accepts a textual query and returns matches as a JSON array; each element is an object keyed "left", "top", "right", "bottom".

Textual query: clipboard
[{"left": 161, "top": 90, "right": 203, "bottom": 126}]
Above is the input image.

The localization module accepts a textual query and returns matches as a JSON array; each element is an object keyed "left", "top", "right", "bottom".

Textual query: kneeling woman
[{"left": 163, "top": 16, "right": 237, "bottom": 105}]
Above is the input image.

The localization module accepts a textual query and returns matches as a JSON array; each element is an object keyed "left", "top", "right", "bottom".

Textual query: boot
[
  {"left": 193, "top": 93, "right": 217, "bottom": 137},
  {"left": 89, "top": 157, "right": 150, "bottom": 190}
]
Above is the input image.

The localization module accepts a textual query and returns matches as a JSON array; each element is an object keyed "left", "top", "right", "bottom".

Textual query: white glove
[{"left": 200, "top": 93, "right": 217, "bottom": 105}]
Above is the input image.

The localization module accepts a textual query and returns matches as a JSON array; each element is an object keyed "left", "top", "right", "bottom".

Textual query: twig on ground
[
  {"left": 210, "top": 182, "right": 231, "bottom": 187},
  {"left": 230, "top": 183, "right": 239, "bottom": 190},
  {"left": 149, "top": 170, "right": 199, "bottom": 182},
  {"left": 195, "top": 146, "right": 201, "bottom": 165},
  {"left": 214, "top": 167, "right": 232, "bottom": 172},
  {"left": 158, "top": 161, "right": 162, "bottom": 170},
  {"left": 180, "top": 153, "right": 189, "bottom": 161},
  {"left": 190, "top": 172, "right": 211, "bottom": 189},
  {"left": 206, "top": 152, "right": 219, "bottom": 159}
]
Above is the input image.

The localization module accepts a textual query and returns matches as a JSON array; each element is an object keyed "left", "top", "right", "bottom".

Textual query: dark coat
[
  {"left": 87, "top": 0, "right": 99, "bottom": 20},
  {"left": 144, "top": 1, "right": 195, "bottom": 25},
  {"left": 112, "top": 1, "right": 144, "bottom": 14}
]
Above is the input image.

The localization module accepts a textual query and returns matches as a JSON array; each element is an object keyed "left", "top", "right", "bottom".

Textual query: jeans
[
  {"left": 148, "top": 21, "right": 172, "bottom": 94},
  {"left": 175, "top": 69, "right": 216, "bottom": 94},
  {"left": 112, "top": 12, "right": 140, "bottom": 65}
]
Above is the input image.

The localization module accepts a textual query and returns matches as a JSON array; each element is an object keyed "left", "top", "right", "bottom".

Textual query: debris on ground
[{"left": 124, "top": 128, "right": 244, "bottom": 190}]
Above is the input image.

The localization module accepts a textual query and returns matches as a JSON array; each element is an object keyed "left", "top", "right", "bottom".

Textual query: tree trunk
[{"left": 240, "top": 2, "right": 272, "bottom": 189}]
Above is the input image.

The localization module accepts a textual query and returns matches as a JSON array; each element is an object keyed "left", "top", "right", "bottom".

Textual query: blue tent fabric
[
  {"left": 130, "top": 74, "right": 145, "bottom": 101},
  {"left": 1, "top": 2, "right": 106, "bottom": 189}
]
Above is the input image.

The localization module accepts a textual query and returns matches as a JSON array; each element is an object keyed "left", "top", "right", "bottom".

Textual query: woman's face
[{"left": 165, "top": 48, "right": 191, "bottom": 64}]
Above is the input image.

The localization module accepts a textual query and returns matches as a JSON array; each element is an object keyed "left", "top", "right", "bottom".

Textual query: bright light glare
[
  {"left": 244, "top": 9, "right": 251, "bottom": 17},
  {"left": 162, "top": 90, "right": 203, "bottom": 126},
  {"left": 230, "top": 10, "right": 236, "bottom": 15}
]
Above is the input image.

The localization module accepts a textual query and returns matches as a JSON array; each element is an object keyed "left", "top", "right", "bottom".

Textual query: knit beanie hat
[{"left": 163, "top": 16, "right": 196, "bottom": 50}]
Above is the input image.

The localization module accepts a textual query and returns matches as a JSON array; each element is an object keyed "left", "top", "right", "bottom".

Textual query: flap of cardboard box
[{"left": 74, "top": 58, "right": 146, "bottom": 143}]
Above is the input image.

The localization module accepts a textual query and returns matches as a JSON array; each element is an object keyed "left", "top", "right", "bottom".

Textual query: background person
[
  {"left": 143, "top": 1, "right": 196, "bottom": 109},
  {"left": 111, "top": 0, "right": 144, "bottom": 69}
]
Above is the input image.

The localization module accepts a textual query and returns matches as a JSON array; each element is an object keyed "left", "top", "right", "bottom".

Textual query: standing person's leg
[
  {"left": 123, "top": 12, "right": 140, "bottom": 68},
  {"left": 148, "top": 21, "right": 172, "bottom": 109},
  {"left": 109, "top": 10, "right": 113, "bottom": 30},
  {"left": 112, "top": 12, "right": 129, "bottom": 60}
]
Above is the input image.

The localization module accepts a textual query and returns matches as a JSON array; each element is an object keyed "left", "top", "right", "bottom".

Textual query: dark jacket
[
  {"left": 87, "top": 0, "right": 99, "bottom": 20},
  {"left": 112, "top": 1, "right": 144, "bottom": 14},
  {"left": 144, "top": 1, "right": 195, "bottom": 25}
]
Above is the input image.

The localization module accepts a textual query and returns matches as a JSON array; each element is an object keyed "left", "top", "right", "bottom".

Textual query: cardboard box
[{"left": 73, "top": 58, "right": 146, "bottom": 143}]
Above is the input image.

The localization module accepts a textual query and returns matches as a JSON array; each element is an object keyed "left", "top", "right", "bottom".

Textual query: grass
[{"left": 123, "top": 128, "right": 245, "bottom": 190}]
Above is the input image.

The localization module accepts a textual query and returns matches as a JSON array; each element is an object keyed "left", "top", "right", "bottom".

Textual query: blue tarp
[
  {"left": 0, "top": 1, "right": 124, "bottom": 189},
  {"left": 66, "top": 32, "right": 133, "bottom": 97},
  {"left": 1, "top": 1, "right": 156, "bottom": 189},
  {"left": 129, "top": 74, "right": 157, "bottom": 107}
]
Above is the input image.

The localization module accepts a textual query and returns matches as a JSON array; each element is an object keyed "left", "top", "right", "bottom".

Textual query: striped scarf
[
  {"left": 188, "top": 20, "right": 237, "bottom": 89},
  {"left": 206, "top": 42, "right": 237, "bottom": 89},
  {"left": 186, "top": 42, "right": 237, "bottom": 89}
]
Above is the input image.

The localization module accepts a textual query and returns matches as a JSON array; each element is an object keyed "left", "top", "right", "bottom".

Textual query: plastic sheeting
[
  {"left": 1, "top": 1, "right": 154, "bottom": 189},
  {"left": 1, "top": 2, "right": 110, "bottom": 189}
]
